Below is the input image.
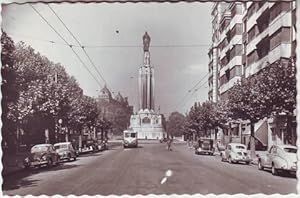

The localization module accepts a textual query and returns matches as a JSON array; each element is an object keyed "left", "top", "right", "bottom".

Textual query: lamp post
[{"left": 58, "top": 119, "right": 63, "bottom": 142}]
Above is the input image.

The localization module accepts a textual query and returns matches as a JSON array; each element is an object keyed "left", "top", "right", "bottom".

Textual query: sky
[{"left": 1, "top": 2, "right": 213, "bottom": 117}]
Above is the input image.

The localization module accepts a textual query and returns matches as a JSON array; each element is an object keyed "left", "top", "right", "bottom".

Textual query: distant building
[{"left": 97, "top": 86, "right": 133, "bottom": 136}]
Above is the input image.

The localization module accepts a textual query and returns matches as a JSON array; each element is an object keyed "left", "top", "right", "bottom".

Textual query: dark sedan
[{"left": 23, "top": 144, "right": 60, "bottom": 169}]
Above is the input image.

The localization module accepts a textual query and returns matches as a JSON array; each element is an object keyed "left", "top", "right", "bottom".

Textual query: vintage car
[
  {"left": 123, "top": 130, "right": 138, "bottom": 148},
  {"left": 54, "top": 142, "right": 77, "bottom": 161},
  {"left": 195, "top": 138, "right": 215, "bottom": 155},
  {"left": 257, "top": 144, "right": 297, "bottom": 175},
  {"left": 221, "top": 143, "right": 251, "bottom": 164},
  {"left": 97, "top": 139, "right": 108, "bottom": 151},
  {"left": 23, "top": 144, "right": 60, "bottom": 169}
]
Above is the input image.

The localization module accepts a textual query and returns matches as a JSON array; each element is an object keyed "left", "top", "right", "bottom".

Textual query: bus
[{"left": 123, "top": 130, "right": 138, "bottom": 148}]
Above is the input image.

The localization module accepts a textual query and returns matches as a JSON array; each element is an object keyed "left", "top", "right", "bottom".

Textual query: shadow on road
[
  {"left": 2, "top": 164, "right": 80, "bottom": 191},
  {"left": 77, "top": 152, "right": 103, "bottom": 158},
  {"left": 261, "top": 170, "right": 297, "bottom": 179}
]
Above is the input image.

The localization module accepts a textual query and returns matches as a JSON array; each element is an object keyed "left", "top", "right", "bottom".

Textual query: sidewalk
[
  {"left": 250, "top": 150, "right": 268, "bottom": 166},
  {"left": 2, "top": 152, "right": 29, "bottom": 176}
]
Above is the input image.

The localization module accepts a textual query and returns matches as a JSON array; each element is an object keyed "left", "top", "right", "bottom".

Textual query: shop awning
[{"left": 254, "top": 119, "right": 268, "bottom": 146}]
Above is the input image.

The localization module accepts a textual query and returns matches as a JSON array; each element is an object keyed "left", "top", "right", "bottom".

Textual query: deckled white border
[{"left": 0, "top": 0, "right": 299, "bottom": 197}]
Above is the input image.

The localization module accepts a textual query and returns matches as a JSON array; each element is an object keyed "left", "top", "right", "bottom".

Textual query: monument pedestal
[{"left": 130, "top": 109, "right": 165, "bottom": 140}]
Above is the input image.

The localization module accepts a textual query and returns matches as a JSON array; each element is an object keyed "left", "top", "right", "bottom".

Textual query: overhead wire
[
  {"left": 177, "top": 5, "right": 295, "bottom": 114},
  {"left": 47, "top": 4, "right": 112, "bottom": 93},
  {"left": 30, "top": 4, "right": 103, "bottom": 88}
]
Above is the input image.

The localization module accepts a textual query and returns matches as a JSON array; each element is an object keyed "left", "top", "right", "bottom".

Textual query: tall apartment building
[
  {"left": 208, "top": 1, "right": 296, "bottom": 148},
  {"left": 209, "top": 1, "right": 296, "bottom": 101},
  {"left": 218, "top": 2, "right": 245, "bottom": 100},
  {"left": 244, "top": 1, "right": 296, "bottom": 78},
  {"left": 208, "top": 2, "right": 227, "bottom": 103}
]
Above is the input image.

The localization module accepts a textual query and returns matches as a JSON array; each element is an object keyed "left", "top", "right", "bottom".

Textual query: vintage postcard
[{"left": 1, "top": 0, "right": 299, "bottom": 196}]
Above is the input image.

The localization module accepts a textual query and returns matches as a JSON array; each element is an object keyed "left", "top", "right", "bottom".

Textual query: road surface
[{"left": 3, "top": 142, "right": 297, "bottom": 195}]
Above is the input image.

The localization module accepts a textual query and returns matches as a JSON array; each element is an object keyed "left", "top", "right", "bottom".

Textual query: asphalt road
[{"left": 2, "top": 142, "right": 297, "bottom": 195}]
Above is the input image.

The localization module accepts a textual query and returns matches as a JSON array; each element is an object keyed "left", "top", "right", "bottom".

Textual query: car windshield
[
  {"left": 235, "top": 145, "right": 246, "bottom": 149},
  {"left": 131, "top": 133, "right": 136, "bottom": 138},
  {"left": 125, "top": 133, "right": 136, "bottom": 138},
  {"left": 54, "top": 144, "right": 68, "bottom": 150},
  {"left": 284, "top": 148, "right": 297, "bottom": 153},
  {"left": 31, "top": 145, "right": 49, "bottom": 153}
]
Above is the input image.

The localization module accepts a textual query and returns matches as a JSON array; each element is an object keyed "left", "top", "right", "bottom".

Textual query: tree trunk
[
  {"left": 214, "top": 128, "right": 218, "bottom": 140},
  {"left": 250, "top": 122, "right": 256, "bottom": 159},
  {"left": 101, "top": 128, "right": 104, "bottom": 141}
]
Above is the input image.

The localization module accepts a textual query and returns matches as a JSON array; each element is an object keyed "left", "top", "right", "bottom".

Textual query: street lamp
[{"left": 58, "top": 119, "right": 63, "bottom": 142}]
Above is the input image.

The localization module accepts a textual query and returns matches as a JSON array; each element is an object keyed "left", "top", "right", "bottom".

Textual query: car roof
[
  {"left": 228, "top": 143, "right": 246, "bottom": 147},
  {"left": 32, "top": 144, "right": 52, "bottom": 147},
  {"left": 275, "top": 144, "right": 297, "bottom": 149},
  {"left": 54, "top": 142, "right": 71, "bottom": 145}
]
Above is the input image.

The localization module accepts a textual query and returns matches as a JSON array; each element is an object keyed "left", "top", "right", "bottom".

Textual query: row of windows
[
  {"left": 247, "top": 2, "right": 292, "bottom": 44},
  {"left": 220, "top": 44, "right": 243, "bottom": 67},
  {"left": 219, "top": 23, "right": 243, "bottom": 51},
  {"left": 219, "top": 65, "right": 242, "bottom": 87},
  {"left": 247, "top": 27, "right": 291, "bottom": 66}
]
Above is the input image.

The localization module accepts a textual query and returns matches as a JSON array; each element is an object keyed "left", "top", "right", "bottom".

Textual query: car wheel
[
  {"left": 245, "top": 161, "right": 250, "bottom": 165},
  {"left": 229, "top": 156, "right": 233, "bottom": 164},
  {"left": 47, "top": 159, "right": 53, "bottom": 168},
  {"left": 258, "top": 160, "right": 264, "bottom": 170},
  {"left": 271, "top": 163, "right": 278, "bottom": 176},
  {"left": 68, "top": 154, "right": 72, "bottom": 162}
]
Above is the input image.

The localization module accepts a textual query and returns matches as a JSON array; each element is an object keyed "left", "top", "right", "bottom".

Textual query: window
[
  {"left": 284, "top": 147, "right": 297, "bottom": 153},
  {"left": 257, "top": 9, "right": 270, "bottom": 33},
  {"left": 236, "top": 145, "right": 246, "bottom": 149},
  {"left": 247, "top": 3, "right": 256, "bottom": 19},
  {"left": 248, "top": 25, "right": 257, "bottom": 42},
  {"left": 247, "top": 50, "right": 258, "bottom": 66},
  {"left": 230, "top": 65, "right": 242, "bottom": 78},
  {"left": 230, "top": 44, "right": 242, "bottom": 60},
  {"left": 270, "top": 2, "right": 292, "bottom": 23},
  {"left": 257, "top": 37, "right": 270, "bottom": 59}
]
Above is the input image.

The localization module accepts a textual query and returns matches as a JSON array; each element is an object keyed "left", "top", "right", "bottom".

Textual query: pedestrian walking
[{"left": 167, "top": 138, "right": 173, "bottom": 151}]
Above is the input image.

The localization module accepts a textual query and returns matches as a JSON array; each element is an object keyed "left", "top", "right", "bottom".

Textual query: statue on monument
[{"left": 143, "top": 32, "right": 151, "bottom": 52}]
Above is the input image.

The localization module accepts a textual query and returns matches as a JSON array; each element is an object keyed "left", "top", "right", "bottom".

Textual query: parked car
[
  {"left": 23, "top": 144, "right": 60, "bottom": 169},
  {"left": 159, "top": 137, "right": 167, "bottom": 143},
  {"left": 80, "top": 139, "right": 99, "bottom": 154},
  {"left": 97, "top": 139, "right": 108, "bottom": 151},
  {"left": 221, "top": 143, "right": 251, "bottom": 164},
  {"left": 54, "top": 142, "right": 77, "bottom": 161},
  {"left": 257, "top": 144, "right": 297, "bottom": 175},
  {"left": 195, "top": 138, "right": 215, "bottom": 155}
]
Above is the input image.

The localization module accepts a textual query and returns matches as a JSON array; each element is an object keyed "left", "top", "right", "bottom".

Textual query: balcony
[
  {"left": 219, "top": 35, "right": 242, "bottom": 59},
  {"left": 269, "top": 11, "right": 292, "bottom": 36},
  {"left": 219, "top": 76, "right": 241, "bottom": 95},
  {"left": 246, "top": 2, "right": 269, "bottom": 32},
  {"left": 245, "top": 42, "right": 291, "bottom": 78},
  {"left": 246, "top": 26, "right": 269, "bottom": 56},
  {"left": 219, "top": 56, "right": 242, "bottom": 77}
]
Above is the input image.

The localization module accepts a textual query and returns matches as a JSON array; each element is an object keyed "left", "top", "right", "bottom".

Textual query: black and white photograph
[{"left": 1, "top": 0, "right": 298, "bottom": 196}]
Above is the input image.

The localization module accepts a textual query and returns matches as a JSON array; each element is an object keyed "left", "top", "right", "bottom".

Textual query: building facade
[
  {"left": 209, "top": 1, "right": 296, "bottom": 149},
  {"left": 208, "top": 2, "right": 227, "bottom": 103}
]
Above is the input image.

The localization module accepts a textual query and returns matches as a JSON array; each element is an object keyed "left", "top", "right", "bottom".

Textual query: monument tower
[
  {"left": 129, "top": 32, "right": 165, "bottom": 140},
  {"left": 139, "top": 32, "right": 154, "bottom": 110}
]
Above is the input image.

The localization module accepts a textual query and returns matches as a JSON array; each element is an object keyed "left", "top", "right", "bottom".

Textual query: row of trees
[
  {"left": 1, "top": 32, "right": 131, "bottom": 152},
  {"left": 167, "top": 57, "right": 296, "bottom": 158}
]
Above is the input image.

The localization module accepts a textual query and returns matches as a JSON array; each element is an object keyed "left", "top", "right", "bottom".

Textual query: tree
[
  {"left": 1, "top": 31, "right": 18, "bottom": 152},
  {"left": 226, "top": 57, "right": 297, "bottom": 157},
  {"left": 167, "top": 112, "right": 186, "bottom": 137}
]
